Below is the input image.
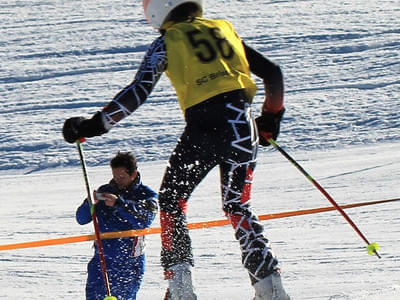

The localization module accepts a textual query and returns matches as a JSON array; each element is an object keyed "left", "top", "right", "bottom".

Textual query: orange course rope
[{"left": 0, "top": 198, "right": 398, "bottom": 251}]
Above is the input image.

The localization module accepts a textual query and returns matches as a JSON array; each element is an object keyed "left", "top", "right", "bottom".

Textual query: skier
[
  {"left": 76, "top": 152, "right": 158, "bottom": 300},
  {"left": 63, "top": 1, "right": 289, "bottom": 299}
]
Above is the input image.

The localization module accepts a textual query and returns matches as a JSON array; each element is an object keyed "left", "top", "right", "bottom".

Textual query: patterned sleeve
[{"left": 102, "top": 36, "right": 167, "bottom": 128}]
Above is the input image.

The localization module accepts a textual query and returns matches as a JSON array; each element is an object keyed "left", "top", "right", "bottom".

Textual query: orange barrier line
[{"left": 1, "top": 197, "right": 398, "bottom": 251}]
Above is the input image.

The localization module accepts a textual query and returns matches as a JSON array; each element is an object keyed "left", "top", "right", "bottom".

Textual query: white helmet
[{"left": 143, "top": 0, "right": 203, "bottom": 29}]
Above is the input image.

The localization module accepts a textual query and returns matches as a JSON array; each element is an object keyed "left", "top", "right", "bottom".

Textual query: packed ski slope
[
  {"left": 0, "top": 0, "right": 399, "bottom": 299},
  {"left": 1, "top": 0, "right": 399, "bottom": 172}
]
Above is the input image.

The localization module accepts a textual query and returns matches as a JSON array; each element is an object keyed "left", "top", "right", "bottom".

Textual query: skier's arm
[
  {"left": 243, "top": 42, "right": 285, "bottom": 145},
  {"left": 101, "top": 37, "right": 167, "bottom": 127},
  {"left": 243, "top": 42, "right": 284, "bottom": 114},
  {"left": 62, "top": 36, "right": 167, "bottom": 143}
]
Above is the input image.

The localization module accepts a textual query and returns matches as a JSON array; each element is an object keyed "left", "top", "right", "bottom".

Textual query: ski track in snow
[
  {"left": 0, "top": 144, "right": 399, "bottom": 299},
  {"left": 0, "top": 0, "right": 399, "bottom": 299},
  {"left": 1, "top": 0, "right": 399, "bottom": 172}
]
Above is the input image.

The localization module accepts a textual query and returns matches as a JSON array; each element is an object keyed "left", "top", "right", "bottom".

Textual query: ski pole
[
  {"left": 262, "top": 134, "right": 381, "bottom": 258},
  {"left": 76, "top": 139, "right": 117, "bottom": 300}
]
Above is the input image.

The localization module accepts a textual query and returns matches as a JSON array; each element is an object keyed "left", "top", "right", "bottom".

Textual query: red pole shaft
[
  {"left": 92, "top": 211, "right": 112, "bottom": 296},
  {"left": 77, "top": 140, "right": 113, "bottom": 295},
  {"left": 263, "top": 134, "right": 380, "bottom": 258}
]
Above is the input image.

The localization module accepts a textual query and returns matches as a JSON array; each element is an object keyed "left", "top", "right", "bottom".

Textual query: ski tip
[{"left": 103, "top": 297, "right": 117, "bottom": 300}]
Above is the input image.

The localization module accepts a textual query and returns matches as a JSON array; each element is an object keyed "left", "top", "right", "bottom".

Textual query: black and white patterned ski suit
[
  {"left": 159, "top": 90, "right": 279, "bottom": 284},
  {"left": 101, "top": 36, "right": 283, "bottom": 284}
]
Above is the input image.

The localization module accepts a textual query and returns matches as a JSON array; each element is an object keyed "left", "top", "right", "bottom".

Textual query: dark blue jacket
[{"left": 76, "top": 173, "right": 158, "bottom": 300}]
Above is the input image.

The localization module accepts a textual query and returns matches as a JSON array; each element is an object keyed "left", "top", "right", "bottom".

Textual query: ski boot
[
  {"left": 164, "top": 263, "right": 197, "bottom": 300},
  {"left": 253, "top": 269, "right": 290, "bottom": 300}
]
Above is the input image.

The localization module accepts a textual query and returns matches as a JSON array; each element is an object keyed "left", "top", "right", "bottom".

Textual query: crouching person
[{"left": 76, "top": 151, "right": 158, "bottom": 300}]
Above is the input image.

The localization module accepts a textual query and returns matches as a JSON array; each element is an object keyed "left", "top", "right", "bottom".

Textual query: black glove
[
  {"left": 62, "top": 111, "right": 108, "bottom": 143},
  {"left": 255, "top": 108, "right": 285, "bottom": 146}
]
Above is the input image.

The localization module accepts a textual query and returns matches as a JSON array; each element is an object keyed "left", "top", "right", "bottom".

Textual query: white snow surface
[{"left": 0, "top": 0, "right": 399, "bottom": 299}]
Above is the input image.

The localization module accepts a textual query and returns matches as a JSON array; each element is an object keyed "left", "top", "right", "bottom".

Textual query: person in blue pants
[{"left": 76, "top": 151, "right": 158, "bottom": 300}]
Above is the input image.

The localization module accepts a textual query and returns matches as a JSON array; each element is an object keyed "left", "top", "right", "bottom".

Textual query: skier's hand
[
  {"left": 62, "top": 112, "right": 108, "bottom": 143},
  {"left": 256, "top": 108, "right": 285, "bottom": 146}
]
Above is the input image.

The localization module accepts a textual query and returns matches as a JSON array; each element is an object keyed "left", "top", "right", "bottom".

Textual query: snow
[{"left": 0, "top": 0, "right": 399, "bottom": 299}]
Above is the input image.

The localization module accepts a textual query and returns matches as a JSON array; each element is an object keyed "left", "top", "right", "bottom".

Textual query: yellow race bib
[{"left": 164, "top": 18, "right": 257, "bottom": 113}]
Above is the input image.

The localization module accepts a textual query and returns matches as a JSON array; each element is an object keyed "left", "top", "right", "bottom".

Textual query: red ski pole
[
  {"left": 262, "top": 134, "right": 381, "bottom": 258},
  {"left": 76, "top": 139, "right": 117, "bottom": 300}
]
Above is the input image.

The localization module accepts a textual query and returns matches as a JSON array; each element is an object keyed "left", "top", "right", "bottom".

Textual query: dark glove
[
  {"left": 62, "top": 111, "right": 108, "bottom": 143},
  {"left": 255, "top": 108, "right": 285, "bottom": 146}
]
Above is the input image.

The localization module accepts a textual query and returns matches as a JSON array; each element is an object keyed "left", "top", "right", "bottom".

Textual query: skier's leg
[
  {"left": 159, "top": 131, "right": 216, "bottom": 300},
  {"left": 220, "top": 98, "right": 289, "bottom": 299},
  {"left": 221, "top": 158, "right": 280, "bottom": 282}
]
